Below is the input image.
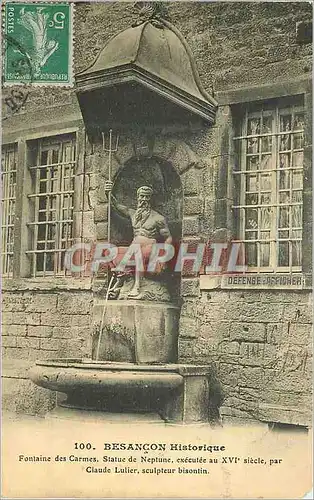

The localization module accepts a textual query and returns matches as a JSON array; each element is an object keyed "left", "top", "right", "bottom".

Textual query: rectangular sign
[{"left": 200, "top": 274, "right": 306, "bottom": 290}]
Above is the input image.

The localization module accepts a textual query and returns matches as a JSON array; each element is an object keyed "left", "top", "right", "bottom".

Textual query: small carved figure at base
[{"left": 118, "top": 276, "right": 171, "bottom": 302}]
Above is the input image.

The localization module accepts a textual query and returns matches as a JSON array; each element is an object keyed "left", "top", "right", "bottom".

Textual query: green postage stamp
[{"left": 4, "top": 2, "right": 73, "bottom": 85}]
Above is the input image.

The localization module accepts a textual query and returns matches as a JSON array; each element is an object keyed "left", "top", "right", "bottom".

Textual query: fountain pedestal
[
  {"left": 93, "top": 300, "right": 180, "bottom": 364},
  {"left": 29, "top": 360, "right": 212, "bottom": 424}
]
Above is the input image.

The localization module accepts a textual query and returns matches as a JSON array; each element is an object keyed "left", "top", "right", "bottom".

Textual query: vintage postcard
[{"left": 1, "top": 0, "right": 313, "bottom": 498}]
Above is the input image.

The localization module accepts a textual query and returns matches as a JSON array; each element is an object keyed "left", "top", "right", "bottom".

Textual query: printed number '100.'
[{"left": 74, "top": 442, "right": 92, "bottom": 450}]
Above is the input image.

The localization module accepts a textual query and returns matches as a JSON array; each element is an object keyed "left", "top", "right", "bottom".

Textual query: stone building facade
[{"left": 2, "top": 2, "right": 312, "bottom": 426}]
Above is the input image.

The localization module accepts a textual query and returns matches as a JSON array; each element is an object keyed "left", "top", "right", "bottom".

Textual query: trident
[
  {"left": 96, "top": 130, "right": 119, "bottom": 362},
  {"left": 101, "top": 129, "right": 119, "bottom": 243}
]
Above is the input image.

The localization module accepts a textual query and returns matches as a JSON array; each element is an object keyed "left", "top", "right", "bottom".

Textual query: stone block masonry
[
  {"left": 178, "top": 289, "right": 313, "bottom": 426},
  {"left": 2, "top": 284, "right": 93, "bottom": 415}
]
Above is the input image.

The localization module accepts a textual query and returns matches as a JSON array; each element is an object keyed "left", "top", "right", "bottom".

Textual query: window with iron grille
[
  {"left": 1, "top": 143, "right": 17, "bottom": 276},
  {"left": 233, "top": 96, "right": 304, "bottom": 272},
  {"left": 26, "top": 134, "right": 76, "bottom": 276}
]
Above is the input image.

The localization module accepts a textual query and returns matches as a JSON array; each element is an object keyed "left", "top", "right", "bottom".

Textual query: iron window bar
[
  {"left": 28, "top": 191, "right": 74, "bottom": 198},
  {"left": 28, "top": 161, "right": 75, "bottom": 169},
  {"left": 27, "top": 219, "right": 73, "bottom": 225},
  {"left": 233, "top": 129, "right": 304, "bottom": 141},
  {"left": 233, "top": 166, "right": 303, "bottom": 174},
  {"left": 233, "top": 203, "right": 302, "bottom": 208}
]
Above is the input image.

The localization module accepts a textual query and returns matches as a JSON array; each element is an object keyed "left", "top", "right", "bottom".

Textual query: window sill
[
  {"left": 2, "top": 277, "right": 93, "bottom": 292},
  {"left": 199, "top": 273, "right": 312, "bottom": 291}
]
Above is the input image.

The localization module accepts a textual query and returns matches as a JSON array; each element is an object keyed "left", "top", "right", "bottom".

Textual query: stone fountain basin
[
  {"left": 29, "top": 359, "right": 185, "bottom": 393},
  {"left": 29, "top": 359, "right": 213, "bottom": 423}
]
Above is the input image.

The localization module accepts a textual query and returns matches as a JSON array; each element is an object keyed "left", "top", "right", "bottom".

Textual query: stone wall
[
  {"left": 2, "top": 281, "right": 93, "bottom": 415},
  {"left": 179, "top": 285, "right": 312, "bottom": 426}
]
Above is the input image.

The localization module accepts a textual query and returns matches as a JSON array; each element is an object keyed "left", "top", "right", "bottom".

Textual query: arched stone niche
[
  {"left": 91, "top": 132, "right": 208, "bottom": 244},
  {"left": 110, "top": 156, "right": 183, "bottom": 246}
]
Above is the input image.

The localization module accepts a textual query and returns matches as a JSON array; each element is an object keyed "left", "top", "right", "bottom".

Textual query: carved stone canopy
[{"left": 75, "top": 14, "right": 217, "bottom": 129}]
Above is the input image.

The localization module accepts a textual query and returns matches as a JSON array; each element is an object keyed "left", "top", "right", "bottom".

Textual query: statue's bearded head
[{"left": 136, "top": 186, "right": 153, "bottom": 210}]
